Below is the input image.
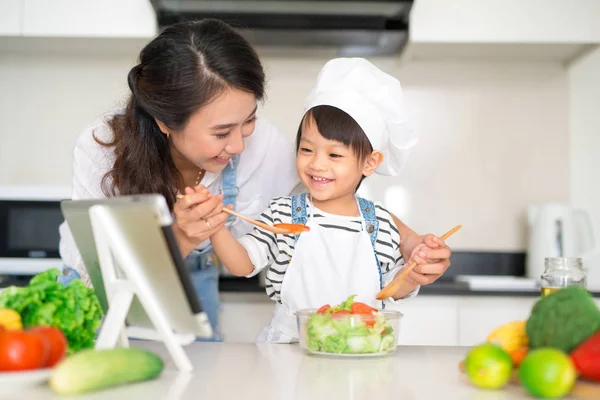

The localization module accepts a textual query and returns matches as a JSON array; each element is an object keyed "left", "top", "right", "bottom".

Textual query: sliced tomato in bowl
[
  {"left": 350, "top": 302, "right": 378, "bottom": 327},
  {"left": 316, "top": 305, "right": 331, "bottom": 314},
  {"left": 350, "top": 302, "right": 378, "bottom": 315}
]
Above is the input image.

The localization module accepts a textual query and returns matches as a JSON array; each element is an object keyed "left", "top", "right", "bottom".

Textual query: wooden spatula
[
  {"left": 222, "top": 208, "right": 309, "bottom": 235},
  {"left": 176, "top": 194, "right": 309, "bottom": 235},
  {"left": 375, "top": 224, "right": 462, "bottom": 300}
]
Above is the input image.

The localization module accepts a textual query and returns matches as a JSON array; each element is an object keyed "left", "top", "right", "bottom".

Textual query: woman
[{"left": 58, "top": 19, "right": 301, "bottom": 341}]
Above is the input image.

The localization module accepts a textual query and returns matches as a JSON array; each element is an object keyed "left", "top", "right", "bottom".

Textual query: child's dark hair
[
  {"left": 296, "top": 105, "right": 373, "bottom": 189},
  {"left": 296, "top": 105, "right": 373, "bottom": 159}
]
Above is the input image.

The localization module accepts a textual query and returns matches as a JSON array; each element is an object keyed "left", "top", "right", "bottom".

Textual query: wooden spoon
[
  {"left": 222, "top": 208, "right": 310, "bottom": 235},
  {"left": 375, "top": 224, "right": 462, "bottom": 300},
  {"left": 176, "top": 194, "right": 309, "bottom": 235}
]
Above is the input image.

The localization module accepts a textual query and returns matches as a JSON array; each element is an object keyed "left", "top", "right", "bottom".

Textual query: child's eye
[
  {"left": 330, "top": 153, "right": 343, "bottom": 158},
  {"left": 300, "top": 147, "right": 312, "bottom": 153},
  {"left": 245, "top": 117, "right": 257, "bottom": 124},
  {"left": 215, "top": 132, "right": 230, "bottom": 139}
]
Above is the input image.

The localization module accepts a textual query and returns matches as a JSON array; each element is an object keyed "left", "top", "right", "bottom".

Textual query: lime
[
  {"left": 518, "top": 348, "right": 576, "bottom": 399},
  {"left": 465, "top": 343, "right": 513, "bottom": 389}
]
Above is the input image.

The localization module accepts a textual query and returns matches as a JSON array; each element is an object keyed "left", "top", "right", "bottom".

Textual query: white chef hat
[{"left": 304, "top": 58, "right": 418, "bottom": 176}]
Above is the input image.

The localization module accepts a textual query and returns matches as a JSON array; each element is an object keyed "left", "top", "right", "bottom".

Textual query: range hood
[{"left": 150, "top": 0, "right": 414, "bottom": 56}]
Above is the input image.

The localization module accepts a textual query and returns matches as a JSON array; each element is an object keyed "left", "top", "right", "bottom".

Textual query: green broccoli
[{"left": 526, "top": 286, "right": 600, "bottom": 353}]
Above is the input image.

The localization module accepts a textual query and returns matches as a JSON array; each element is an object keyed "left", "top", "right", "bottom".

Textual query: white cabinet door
[
  {"left": 410, "top": 0, "right": 597, "bottom": 44},
  {"left": 457, "top": 297, "right": 538, "bottom": 347},
  {"left": 22, "top": 0, "right": 156, "bottom": 38},
  {"left": 394, "top": 297, "right": 459, "bottom": 346},
  {"left": 0, "top": 0, "right": 22, "bottom": 36},
  {"left": 220, "top": 301, "right": 275, "bottom": 343}
]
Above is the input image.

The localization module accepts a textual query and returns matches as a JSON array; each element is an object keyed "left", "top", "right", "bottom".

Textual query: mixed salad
[{"left": 304, "top": 295, "right": 396, "bottom": 354}]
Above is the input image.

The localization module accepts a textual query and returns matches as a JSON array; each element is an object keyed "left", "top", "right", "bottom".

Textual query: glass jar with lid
[{"left": 540, "top": 257, "right": 587, "bottom": 296}]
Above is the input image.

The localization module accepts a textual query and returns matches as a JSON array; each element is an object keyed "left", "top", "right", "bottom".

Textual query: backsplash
[{"left": 0, "top": 49, "right": 569, "bottom": 252}]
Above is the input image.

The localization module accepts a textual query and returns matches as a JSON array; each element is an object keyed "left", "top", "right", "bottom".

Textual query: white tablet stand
[{"left": 89, "top": 204, "right": 207, "bottom": 372}]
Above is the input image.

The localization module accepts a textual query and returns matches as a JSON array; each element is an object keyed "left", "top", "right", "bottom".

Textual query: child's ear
[{"left": 362, "top": 151, "right": 384, "bottom": 177}]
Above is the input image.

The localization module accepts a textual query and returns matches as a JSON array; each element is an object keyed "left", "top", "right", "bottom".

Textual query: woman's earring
[{"left": 166, "top": 132, "right": 170, "bottom": 139}]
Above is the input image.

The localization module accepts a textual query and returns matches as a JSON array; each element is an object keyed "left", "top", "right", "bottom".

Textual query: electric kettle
[{"left": 526, "top": 203, "right": 595, "bottom": 281}]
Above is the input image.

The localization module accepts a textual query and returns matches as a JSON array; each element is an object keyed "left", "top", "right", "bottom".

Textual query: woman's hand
[
  {"left": 405, "top": 234, "right": 452, "bottom": 285},
  {"left": 172, "top": 185, "right": 229, "bottom": 257}
]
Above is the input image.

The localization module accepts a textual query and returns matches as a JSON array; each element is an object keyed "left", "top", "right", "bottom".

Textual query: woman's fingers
[
  {"left": 175, "top": 189, "right": 212, "bottom": 212},
  {"left": 205, "top": 211, "right": 229, "bottom": 233},
  {"left": 182, "top": 211, "right": 229, "bottom": 237},
  {"left": 188, "top": 194, "right": 224, "bottom": 221}
]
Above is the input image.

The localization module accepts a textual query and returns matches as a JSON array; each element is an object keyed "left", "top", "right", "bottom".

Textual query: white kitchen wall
[
  {"left": 0, "top": 48, "right": 569, "bottom": 251},
  {"left": 568, "top": 46, "right": 600, "bottom": 288}
]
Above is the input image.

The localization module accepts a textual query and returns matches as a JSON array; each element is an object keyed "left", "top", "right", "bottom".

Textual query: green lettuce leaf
[{"left": 322, "top": 335, "right": 347, "bottom": 353}]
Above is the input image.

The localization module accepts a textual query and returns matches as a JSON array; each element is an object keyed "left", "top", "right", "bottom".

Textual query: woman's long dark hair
[{"left": 97, "top": 19, "right": 265, "bottom": 210}]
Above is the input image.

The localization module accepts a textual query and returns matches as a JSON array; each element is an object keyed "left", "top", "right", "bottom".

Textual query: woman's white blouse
[{"left": 58, "top": 113, "right": 302, "bottom": 285}]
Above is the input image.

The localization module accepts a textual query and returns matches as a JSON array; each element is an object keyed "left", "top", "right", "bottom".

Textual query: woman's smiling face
[{"left": 165, "top": 88, "right": 258, "bottom": 173}]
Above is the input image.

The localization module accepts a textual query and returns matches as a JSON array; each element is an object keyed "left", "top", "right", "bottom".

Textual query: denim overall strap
[
  {"left": 357, "top": 197, "right": 384, "bottom": 309},
  {"left": 291, "top": 193, "right": 308, "bottom": 243},
  {"left": 57, "top": 266, "right": 81, "bottom": 286},
  {"left": 188, "top": 154, "right": 239, "bottom": 267},
  {"left": 220, "top": 155, "right": 239, "bottom": 222}
]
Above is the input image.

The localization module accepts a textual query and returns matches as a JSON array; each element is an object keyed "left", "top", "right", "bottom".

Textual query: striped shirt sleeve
[{"left": 238, "top": 197, "right": 294, "bottom": 278}]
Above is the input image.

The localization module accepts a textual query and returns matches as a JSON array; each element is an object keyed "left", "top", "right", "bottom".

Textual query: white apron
[{"left": 257, "top": 198, "right": 382, "bottom": 343}]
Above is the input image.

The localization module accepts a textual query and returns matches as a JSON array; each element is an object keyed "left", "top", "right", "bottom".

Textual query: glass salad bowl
[{"left": 295, "top": 296, "right": 402, "bottom": 357}]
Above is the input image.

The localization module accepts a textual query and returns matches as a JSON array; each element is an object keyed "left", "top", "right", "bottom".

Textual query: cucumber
[{"left": 49, "top": 348, "right": 164, "bottom": 395}]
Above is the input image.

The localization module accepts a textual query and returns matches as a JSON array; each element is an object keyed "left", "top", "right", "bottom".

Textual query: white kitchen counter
[{"left": 8, "top": 342, "right": 582, "bottom": 400}]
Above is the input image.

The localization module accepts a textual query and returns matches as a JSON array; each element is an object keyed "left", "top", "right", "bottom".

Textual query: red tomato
[
  {"left": 331, "top": 310, "right": 352, "bottom": 319},
  {"left": 363, "top": 316, "right": 376, "bottom": 327},
  {"left": 350, "top": 303, "right": 378, "bottom": 327},
  {"left": 0, "top": 329, "right": 48, "bottom": 371},
  {"left": 351, "top": 302, "right": 378, "bottom": 315},
  {"left": 30, "top": 326, "right": 67, "bottom": 367},
  {"left": 316, "top": 305, "right": 331, "bottom": 314}
]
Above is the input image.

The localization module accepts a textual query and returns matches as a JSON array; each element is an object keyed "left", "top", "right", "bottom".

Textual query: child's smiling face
[{"left": 296, "top": 115, "right": 369, "bottom": 208}]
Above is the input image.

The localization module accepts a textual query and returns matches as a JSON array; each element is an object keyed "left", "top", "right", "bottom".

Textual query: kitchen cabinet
[
  {"left": 406, "top": 0, "right": 600, "bottom": 62},
  {"left": 457, "top": 297, "right": 537, "bottom": 346},
  {"left": 395, "top": 297, "right": 459, "bottom": 346},
  {"left": 0, "top": 0, "right": 156, "bottom": 39},
  {"left": 220, "top": 300, "right": 275, "bottom": 343},
  {"left": 0, "top": 0, "right": 22, "bottom": 36},
  {"left": 21, "top": 0, "right": 156, "bottom": 38}
]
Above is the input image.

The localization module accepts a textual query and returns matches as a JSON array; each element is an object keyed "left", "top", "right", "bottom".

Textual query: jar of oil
[{"left": 540, "top": 257, "right": 586, "bottom": 296}]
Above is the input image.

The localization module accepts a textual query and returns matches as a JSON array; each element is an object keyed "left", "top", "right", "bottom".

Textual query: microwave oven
[{"left": 0, "top": 186, "right": 71, "bottom": 275}]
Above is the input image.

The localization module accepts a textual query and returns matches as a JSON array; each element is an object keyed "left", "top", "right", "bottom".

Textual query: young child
[{"left": 209, "top": 58, "right": 451, "bottom": 343}]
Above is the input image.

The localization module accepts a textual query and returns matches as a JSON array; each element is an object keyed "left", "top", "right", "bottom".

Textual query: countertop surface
[{"left": 9, "top": 342, "right": 595, "bottom": 400}]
